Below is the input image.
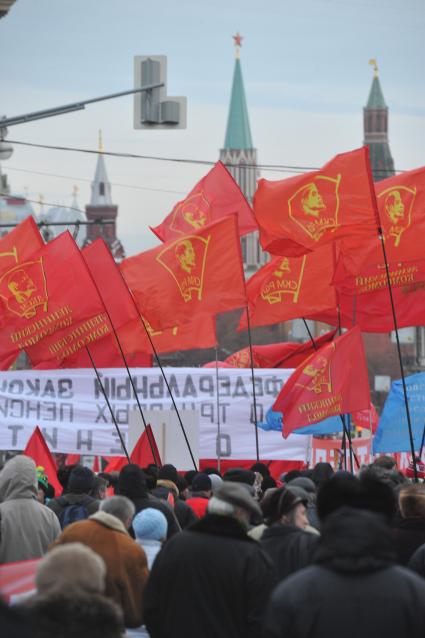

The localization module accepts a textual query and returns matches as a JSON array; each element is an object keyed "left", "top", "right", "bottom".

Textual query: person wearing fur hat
[
  {"left": 263, "top": 506, "right": 425, "bottom": 638},
  {"left": 51, "top": 496, "right": 148, "bottom": 629},
  {"left": 259, "top": 487, "right": 319, "bottom": 580},
  {"left": 117, "top": 464, "right": 180, "bottom": 539},
  {"left": 391, "top": 484, "right": 425, "bottom": 565},
  {"left": 186, "top": 473, "right": 212, "bottom": 518},
  {"left": 47, "top": 465, "right": 100, "bottom": 528},
  {"left": 0, "top": 455, "right": 61, "bottom": 564},
  {"left": 151, "top": 463, "right": 197, "bottom": 528},
  {"left": 143, "top": 481, "right": 275, "bottom": 638}
]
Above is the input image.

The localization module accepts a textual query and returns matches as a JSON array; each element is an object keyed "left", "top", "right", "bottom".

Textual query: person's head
[
  {"left": 281, "top": 469, "right": 302, "bottom": 484},
  {"left": 202, "top": 467, "right": 222, "bottom": 478},
  {"left": 191, "top": 473, "right": 212, "bottom": 497},
  {"left": 0, "top": 455, "right": 38, "bottom": 502},
  {"left": 158, "top": 464, "right": 178, "bottom": 485},
  {"left": 36, "top": 543, "right": 106, "bottom": 595},
  {"left": 90, "top": 476, "right": 108, "bottom": 500},
  {"left": 317, "top": 473, "right": 396, "bottom": 523},
  {"left": 223, "top": 468, "right": 256, "bottom": 492},
  {"left": 208, "top": 481, "right": 261, "bottom": 527},
  {"left": 372, "top": 455, "right": 397, "bottom": 471},
  {"left": 132, "top": 508, "right": 168, "bottom": 542},
  {"left": 312, "top": 462, "right": 334, "bottom": 488},
  {"left": 209, "top": 473, "right": 223, "bottom": 493},
  {"left": 175, "top": 475, "right": 189, "bottom": 500},
  {"left": 250, "top": 462, "right": 270, "bottom": 479},
  {"left": 117, "top": 464, "right": 147, "bottom": 498},
  {"left": 67, "top": 465, "right": 95, "bottom": 495},
  {"left": 36, "top": 466, "right": 49, "bottom": 503},
  {"left": 399, "top": 484, "right": 425, "bottom": 519},
  {"left": 175, "top": 239, "right": 196, "bottom": 273},
  {"left": 278, "top": 487, "right": 309, "bottom": 529},
  {"left": 57, "top": 464, "right": 79, "bottom": 493},
  {"left": 184, "top": 470, "right": 198, "bottom": 486},
  {"left": 100, "top": 496, "right": 136, "bottom": 529},
  {"left": 385, "top": 190, "right": 405, "bottom": 224}
]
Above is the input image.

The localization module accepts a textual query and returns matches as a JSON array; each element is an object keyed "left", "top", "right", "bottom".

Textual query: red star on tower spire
[{"left": 233, "top": 32, "right": 243, "bottom": 57}]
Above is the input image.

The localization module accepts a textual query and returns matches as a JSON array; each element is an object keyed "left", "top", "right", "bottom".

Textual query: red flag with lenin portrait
[
  {"left": 273, "top": 326, "right": 370, "bottom": 438},
  {"left": 254, "top": 146, "right": 379, "bottom": 257},
  {"left": 121, "top": 215, "right": 246, "bottom": 331},
  {"left": 151, "top": 161, "right": 257, "bottom": 242},
  {"left": 238, "top": 245, "right": 337, "bottom": 331},
  {"left": 0, "top": 232, "right": 113, "bottom": 367}
]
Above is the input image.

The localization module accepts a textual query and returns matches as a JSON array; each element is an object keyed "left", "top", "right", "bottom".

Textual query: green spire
[
  {"left": 224, "top": 57, "right": 253, "bottom": 150},
  {"left": 366, "top": 75, "right": 387, "bottom": 109}
]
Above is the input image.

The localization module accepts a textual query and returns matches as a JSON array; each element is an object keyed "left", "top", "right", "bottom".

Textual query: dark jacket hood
[{"left": 315, "top": 506, "right": 395, "bottom": 574}]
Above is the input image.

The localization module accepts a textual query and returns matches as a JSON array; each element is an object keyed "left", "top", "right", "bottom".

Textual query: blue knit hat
[{"left": 132, "top": 508, "right": 168, "bottom": 541}]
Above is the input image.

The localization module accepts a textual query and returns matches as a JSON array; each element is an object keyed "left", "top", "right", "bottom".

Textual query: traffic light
[{"left": 133, "top": 55, "right": 187, "bottom": 130}]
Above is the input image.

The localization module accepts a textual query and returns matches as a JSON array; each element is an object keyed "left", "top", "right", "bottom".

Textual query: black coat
[
  {"left": 391, "top": 517, "right": 425, "bottom": 565},
  {"left": 263, "top": 507, "right": 425, "bottom": 638},
  {"left": 260, "top": 523, "right": 319, "bottom": 581},
  {"left": 143, "top": 514, "right": 275, "bottom": 638}
]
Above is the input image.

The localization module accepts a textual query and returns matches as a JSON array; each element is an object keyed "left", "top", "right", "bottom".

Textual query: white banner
[{"left": 0, "top": 367, "right": 309, "bottom": 461}]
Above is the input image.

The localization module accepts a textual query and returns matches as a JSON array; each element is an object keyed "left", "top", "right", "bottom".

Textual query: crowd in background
[{"left": 2, "top": 454, "right": 425, "bottom": 637}]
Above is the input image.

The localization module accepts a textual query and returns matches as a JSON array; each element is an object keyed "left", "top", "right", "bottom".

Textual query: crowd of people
[{"left": 1, "top": 453, "right": 425, "bottom": 637}]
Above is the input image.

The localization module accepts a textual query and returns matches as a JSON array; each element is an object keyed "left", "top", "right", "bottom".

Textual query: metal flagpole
[
  {"left": 215, "top": 346, "right": 222, "bottom": 473},
  {"left": 245, "top": 306, "right": 260, "bottom": 461}
]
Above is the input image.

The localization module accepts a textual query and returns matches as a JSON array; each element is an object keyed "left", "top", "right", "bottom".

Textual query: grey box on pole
[{"left": 134, "top": 55, "right": 187, "bottom": 129}]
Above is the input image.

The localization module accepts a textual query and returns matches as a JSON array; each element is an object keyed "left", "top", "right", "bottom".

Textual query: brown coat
[{"left": 52, "top": 511, "right": 148, "bottom": 628}]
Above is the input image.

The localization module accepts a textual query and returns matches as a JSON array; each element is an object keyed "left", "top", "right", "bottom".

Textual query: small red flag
[
  {"left": 238, "top": 245, "right": 337, "bottom": 331},
  {"left": 103, "top": 425, "right": 162, "bottom": 472},
  {"left": 121, "top": 215, "right": 246, "bottom": 330},
  {"left": 151, "top": 161, "right": 257, "bottom": 241},
  {"left": 220, "top": 329, "right": 337, "bottom": 369},
  {"left": 273, "top": 327, "right": 370, "bottom": 437},
  {"left": 24, "top": 426, "right": 62, "bottom": 496},
  {"left": 0, "top": 216, "right": 44, "bottom": 273},
  {"left": 351, "top": 403, "right": 379, "bottom": 434},
  {"left": 254, "top": 147, "right": 379, "bottom": 257}
]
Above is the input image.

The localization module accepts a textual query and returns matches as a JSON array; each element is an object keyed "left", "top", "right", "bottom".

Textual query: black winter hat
[
  {"left": 158, "top": 464, "right": 178, "bottom": 483},
  {"left": 223, "top": 468, "right": 256, "bottom": 486},
  {"left": 67, "top": 466, "right": 95, "bottom": 494},
  {"left": 118, "top": 464, "right": 147, "bottom": 498},
  {"left": 191, "top": 473, "right": 212, "bottom": 493}
]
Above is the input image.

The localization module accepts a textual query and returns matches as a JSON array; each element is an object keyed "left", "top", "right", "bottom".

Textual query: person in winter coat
[
  {"left": 260, "top": 488, "right": 318, "bottom": 580},
  {"left": 118, "top": 463, "right": 180, "bottom": 539},
  {"left": 52, "top": 495, "right": 149, "bottom": 629},
  {"left": 151, "top": 463, "right": 197, "bottom": 528},
  {"left": 0, "top": 455, "right": 61, "bottom": 563},
  {"left": 47, "top": 465, "right": 100, "bottom": 527},
  {"left": 262, "top": 507, "right": 425, "bottom": 638},
  {"left": 143, "top": 481, "right": 275, "bottom": 638},
  {"left": 186, "top": 473, "right": 212, "bottom": 518},
  {"left": 392, "top": 484, "right": 425, "bottom": 564}
]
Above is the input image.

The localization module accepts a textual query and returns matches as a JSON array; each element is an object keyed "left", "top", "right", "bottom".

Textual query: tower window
[{"left": 99, "top": 182, "right": 105, "bottom": 196}]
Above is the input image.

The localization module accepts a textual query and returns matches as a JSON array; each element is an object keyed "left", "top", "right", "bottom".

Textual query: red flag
[
  {"left": 0, "top": 216, "right": 44, "bottom": 272},
  {"left": 151, "top": 161, "right": 257, "bottom": 241},
  {"left": 254, "top": 147, "right": 379, "bottom": 257},
  {"left": 238, "top": 245, "right": 337, "bottom": 331},
  {"left": 352, "top": 403, "right": 379, "bottom": 434},
  {"left": 103, "top": 425, "right": 161, "bottom": 472},
  {"left": 220, "top": 329, "right": 337, "bottom": 369},
  {"left": 273, "top": 327, "right": 370, "bottom": 437},
  {"left": 24, "top": 426, "right": 62, "bottom": 495},
  {"left": 0, "top": 232, "right": 110, "bottom": 366},
  {"left": 121, "top": 215, "right": 246, "bottom": 330}
]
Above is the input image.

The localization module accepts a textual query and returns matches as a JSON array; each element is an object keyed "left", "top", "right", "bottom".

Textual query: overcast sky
[{"left": 1, "top": 0, "right": 424, "bottom": 256}]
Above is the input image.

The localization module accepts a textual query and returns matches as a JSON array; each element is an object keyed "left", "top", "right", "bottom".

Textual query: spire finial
[
  {"left": 233, "top": 32, "right": 243, "bottom": 59},
  {"left": 98, "top": 129, "right": 104, "bottom": 153},
  {"left": 369, "top": 58, "right": 379, "bottom": 77},
  {"left": 72, "top": 184, "right": 79, "bottom": 197}
]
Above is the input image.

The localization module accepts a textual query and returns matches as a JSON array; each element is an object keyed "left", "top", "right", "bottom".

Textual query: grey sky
[{"left": 1, "top": 0, "right": 424, "bottom": 256}]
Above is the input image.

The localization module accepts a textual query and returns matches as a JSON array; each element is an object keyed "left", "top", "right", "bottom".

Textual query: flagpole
[
  {"left": 215, "top": 346, "right": 221, "bottom": 473},
  {"left": 345, "top": 414, "right": 354, "bottom": 474},
  {"left": 137, "top": 313, "right": 198, "bottom": 471},
  {"left": 418, "top": 423, "right": 425, "bottom": 461},
  {"left": 114, "top": 262, "right": 198, "bottom": 470},
  {"left": 85, "top": 346, "right": 130, "bottom": 463},
  {"left": 246, "top": 306, "right": 260, "bottom": 462},
  {"left": 378, "top": 232, "right": 418, "bottom": 482},
  {"left": 301, "top": 318, "right": 359, "bottom": 471}
]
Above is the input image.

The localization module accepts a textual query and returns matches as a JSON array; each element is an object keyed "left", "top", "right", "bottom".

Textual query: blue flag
[
  {"left": 373, "top": 371, "right": 425, "bottom": 453},
  {"left": 258, "top": 407, "right": 347, "bottom": 436}
]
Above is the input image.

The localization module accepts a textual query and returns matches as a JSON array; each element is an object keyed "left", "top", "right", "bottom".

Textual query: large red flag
[
  {"left": 151, "top": 161, "right": 257, "bottom": 241},
  {"left": 273, "top": 327, "right": 370, "bottom": 437},
  {"left": 24, "top": 426, "right": 62, "bottom": 495},
  {"left": 121, "top": 215, "right": 246, "bottom": 331},
  {"left": 254, "top": 147, "right": 379, "bottom": 257},
  {"left": 219, "top": 329, "right": 337, "bottom": 368},
  {"left": 238, "top": 245, "right": 337, "bottom": 331}
]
